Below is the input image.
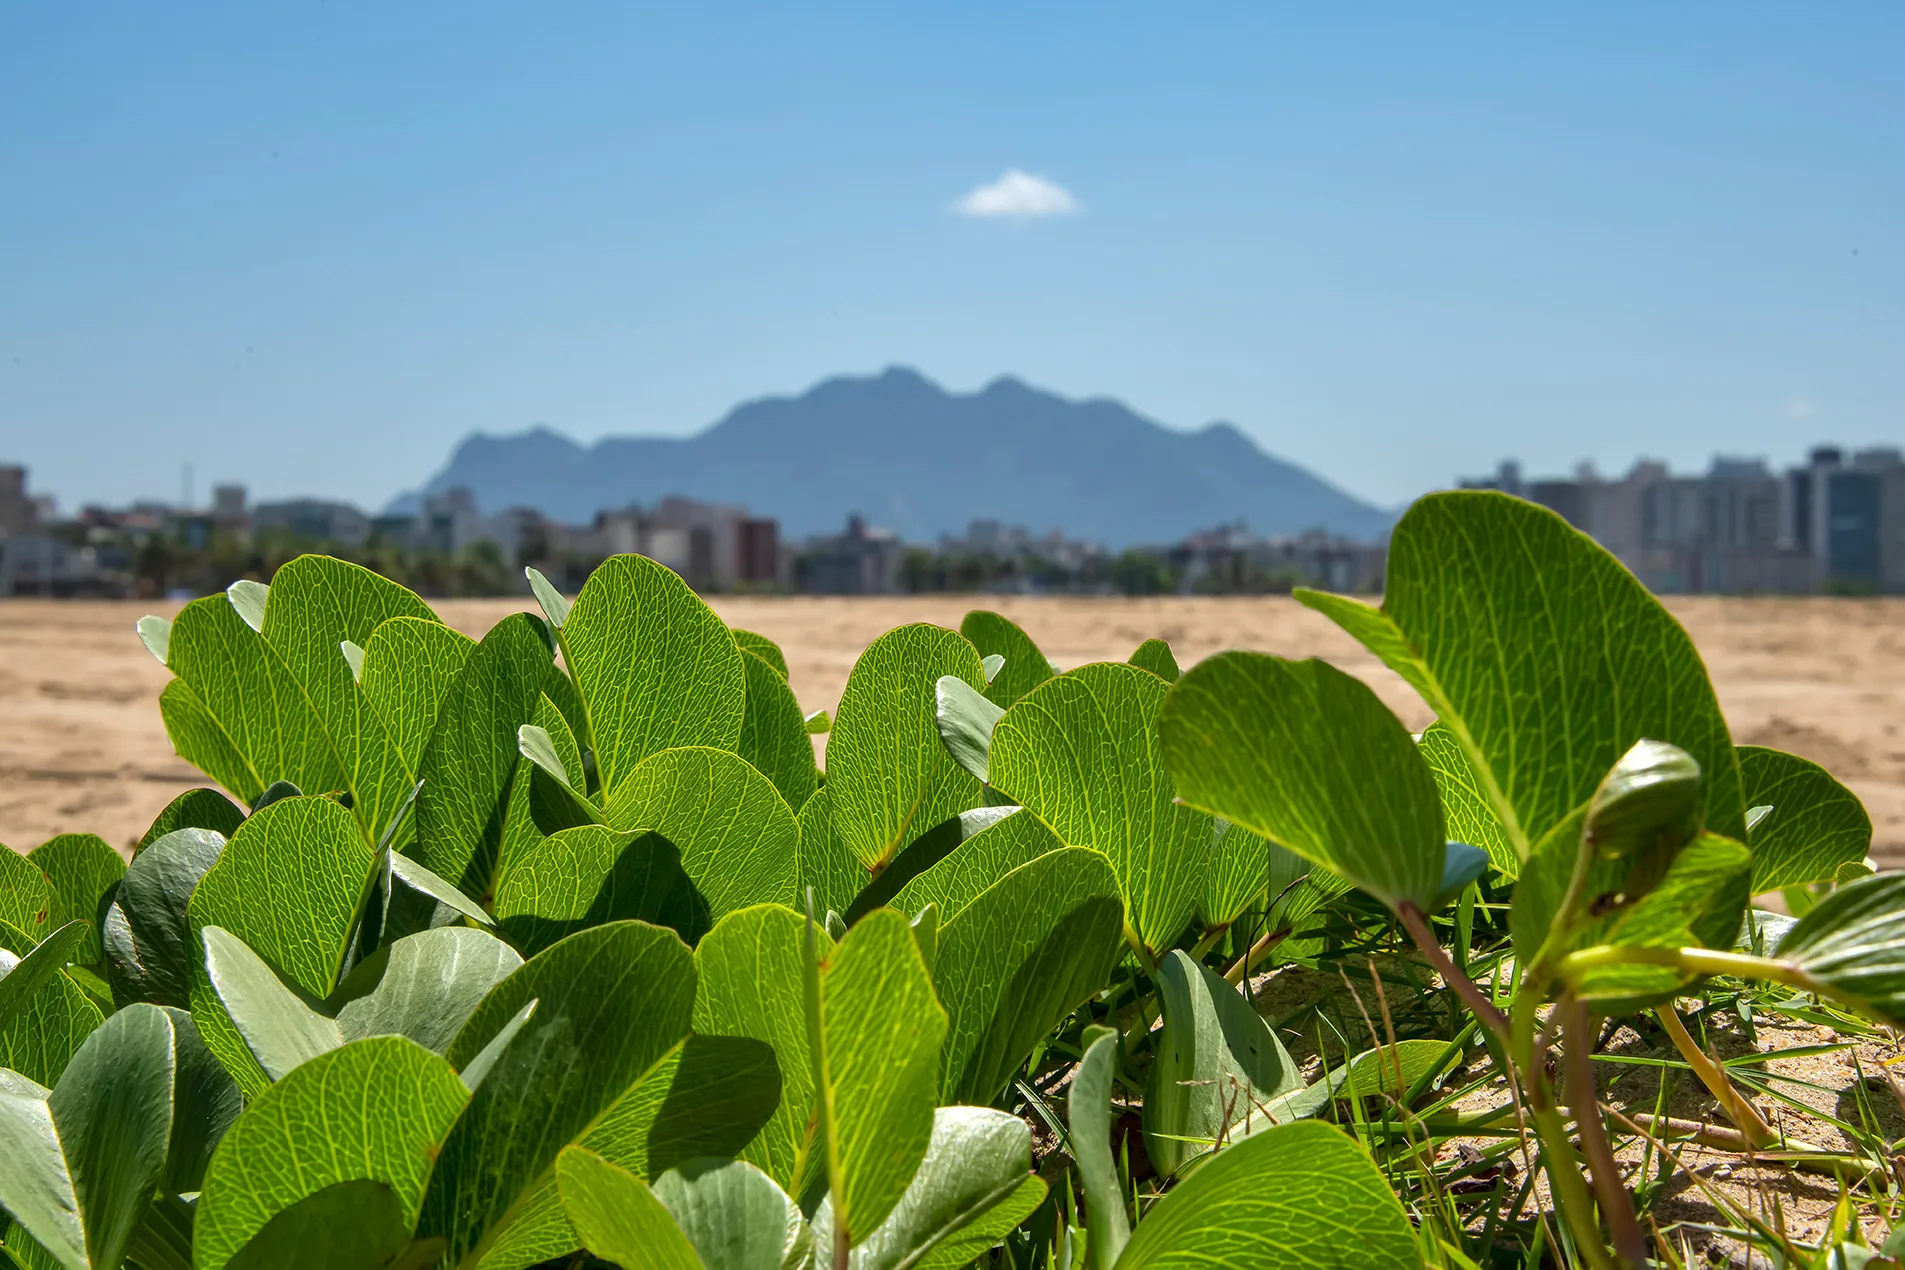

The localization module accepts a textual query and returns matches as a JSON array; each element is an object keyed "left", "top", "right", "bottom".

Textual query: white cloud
[
  {"left": 1784, "top": 396, "right": 1820, "bottom": 422},
  {"left": 952, "top": 169, "right": 1081, "bottom": 219}
]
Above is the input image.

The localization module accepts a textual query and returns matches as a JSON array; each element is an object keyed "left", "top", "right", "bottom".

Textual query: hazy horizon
[{"left": 4, "top": 5, "right": 1900, "bottom": 513}]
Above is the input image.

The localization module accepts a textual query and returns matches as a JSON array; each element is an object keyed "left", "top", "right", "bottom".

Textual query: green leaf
[
  {"left": 958, "top": 612, "right": 1054, "bottom": 709},
  {"left": 934, "top": 676, "right": 1005, "bottom": 786},
  {"left": 193, "top": 1036, "right": 469, "bottom": 1270},
  {"left": 0, "top": 966, "right": 101, "bottom": 1089},
  {"left": 1418, "top": 722, "right": 1517, "bottom": 878},
  {"left": 554, "top": 1146, "right": 703, "bottom": 1270},
  {"left": 887, "top": 808, "right": 1066, "bottom": 927},
  {"left": 652, "top": 1156, "right": 810, "bottom": 1270},
  {"left": 812, "top": 1107, "right": 1035, "bottom": 1270},
  {"left": 494, "top": 826, "right": 679, "bottom": 956},
  {"left": 1128, "top": 639, "right": 1179, "bottom": 683},
  {"left": 359, "top": 615, "right": 476, "bottom": 776},
  {"left": 0, "top": 1004, "right": 183, "bottom": 1270},
  {"left": 827, "top": 625, "right": 987, "bottom": 872},
  {"left": 797, "top": 785, "right": 868, "bottom": 920},
  {"left": 694, "top": 905, "right": 826, "bottom": 1192},
  {"left": 334, "top": 927, "right": 524, "bottom": 1053},
  {"left": 1114, "top": 1120, "right": 1416, "bottom": 1269},
  {"left": 1738, "top": 746, "right": 1872, "bottom": 892},
  {"left": 809, "top": 908, "right": 948, "bottom": 1249},
  {"left": 259, "top": 557, "right": 442, "bottom": 845},
  {"left": 805, "top": 710, "right": 832, "bottom": 735},
  {"left": 739, "top": 649, "right": 820, "bottom": 812},
  {"left": 163, "top": 1005, "right": 243, "bottom": 1197},
  {"left": 160, "top": 594, "right": 343, "bottom": 811},
  {"left": 189, "top": 796, "right": 380, "bottom": 999},
  {"left": 222, "top": 1180, "right": 415, "bottom": 1270},
  {"left": 413, "top": 613, "right": 554, "bottom": 896},
  {"left": 203, "top": 926, "right": 343, "bottom": 1080},
  {"left": 561, "top": 554, "right": 747, "bottom": 794},
  {"left": 1142, "top": 950, "right": 1303, "bottom": 1178},
  {"left": 991, "top": 662, "right": 1213, "bottom": 954},
  {"left": 1770, "top": 872, "right": 1905, "bottom": 1026},
  {"left": 1201, "top": 820, "right": 1276, "bottom": 934},
  {"left": 981, "top": 654, "right": 1005, "bottom": 683},
  {"left": 0, "top": 848, "right": 54, "bottom": 948},
  {"left": 136, "top": 789, "right": 245, "bottom": 853},
  {"left": 1298, "top": 491, "right": 1745, "bottom": 864},
  {"left": 102, "top": 828, "right": 224, "bottom": 1009},
  {"left": 1159, "top": 652, "right": 1445, "bottom": 911},
  {"left": 0, "top": 923, "right": 88, "bottom": 1022},
  {"left": 734, "top": 629, "right": 791, "bottom": 679},
  {"left": 25, "top": 837, "right": 123, "bottom": 968},
  {"left": 388, "top": 851, "right": 496, "bottom": 929},
  {"left": 601, "top": 746, "right": 801, "bottom": 941},
  {"left": 186, "top": 796, "right": 381, "bottom": 1096},
  {"left": 933, "top": 848, "right": 1125, "bottom": 1105},
  {"left": 422, "top": 921, "right": 697, "bottom": 1267}
]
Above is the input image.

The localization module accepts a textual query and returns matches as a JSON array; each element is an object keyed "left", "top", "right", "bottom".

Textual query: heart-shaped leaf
[
  {"left": 1299, "top": 491, "right": 1744, "bottom": 865},
  {"left": 797, "top": 785, "right": 871, "bottom": 919},
  {"left": 420, "top": 921, "right": 696, "bottom": 1266},
  {"left": 1738, "top": 746, "right": 1872, "bottom": 893},
  {"left": 932, "top": 847, "right": 1125, "bottom": 1104},
  {"left": 1201, "top": 819, "right": 1278, "bottom": 933},
  {"left": 1142, "top": 950, "right": 1303, "bottom": 1178},
  {"left": 958, "top": 611, "right": 1053, "bottom": 708},
  {"left": 812, "top": 1107, "right": 1039, "bottom": 1270},
  {"left": 739, "top": 649, "right": 820, "bottom": 812},
  {"left": 203, "top": 926, "right": 343, "bottom": 1080},
  {"left": 494, "top": 825, "right": 681, "bottom": 955},
  {"left": 1159, "top": 652, "right": 1446, "bottom": 912},
  {"left": 102, "top": 827, "right": 225, "bottom": 1009},
  {"left": 0, "top": 958, "right": 102, "bottom": 1088},
  {"left": 26, "top": 837, "right": 123, "bottom": 969},
  {"left": 827, "top": 625, "right": 987, "bottom": 872},
  {"left": 193, "top": 1036, "right": 468, "bottom": 1270},
  {"left": 1114, "top": 1120, "right": 1416, "bottom": 1269},
  {"left": 560, "top": 554, "right": 747, "bottom": 794},
  {"left": 332, "top": 926, "right": 523, "bottom": 1054},
  {"left": 991, "top": 662, "right": 1213, "bottom": 954},
  {"left": 1418, "top": 722, "right": 1517, "bottom": 877}
]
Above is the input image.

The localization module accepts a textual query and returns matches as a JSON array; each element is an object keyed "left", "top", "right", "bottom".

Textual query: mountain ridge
[{"left": 391, "top": 366, "right": 1396, "bottom": 546}]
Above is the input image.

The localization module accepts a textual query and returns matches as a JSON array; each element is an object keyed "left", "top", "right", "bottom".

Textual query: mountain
[{"left": 391, "top": 367, "right": 1394, "bottom": 546}]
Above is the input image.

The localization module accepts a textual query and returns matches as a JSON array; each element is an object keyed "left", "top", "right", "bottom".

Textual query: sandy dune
[{"left": 3, "top": 596, "right": 1900, "bottom": 865}]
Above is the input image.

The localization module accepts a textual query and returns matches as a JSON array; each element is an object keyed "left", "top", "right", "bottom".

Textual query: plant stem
[
  {"left": 1222, "top": 925, "right": 1291, "bottom": 985},
  {"left": 1653, "top": 1005, "right": 1776, "bottom": 1149},
  {"left": 1396, "top": 903, "right": 1510, "bottom": 1039},
  {"left": 1559, "top": 943, "right": 1804, "bottom": 988},
  {"left": 1559, "top": 995, "right": 1646, "bottom": 1269},
  {"left": 1528, "top": 1100, "right": 1619, "bottom": 1270}
]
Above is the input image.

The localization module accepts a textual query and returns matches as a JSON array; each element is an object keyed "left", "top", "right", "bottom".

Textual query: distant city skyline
[{"left": 4, "top": 5, "right": 1901, "bottom": 511}]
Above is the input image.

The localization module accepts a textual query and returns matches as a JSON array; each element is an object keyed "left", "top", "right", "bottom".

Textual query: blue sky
[{"left": 2, "top": 4, "right": 1899, "bottom": 513}]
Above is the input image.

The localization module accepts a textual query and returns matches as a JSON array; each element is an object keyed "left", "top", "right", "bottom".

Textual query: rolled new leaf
[{"left": 1585, "top": 739, "right": 1703, "bottom": 862}]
